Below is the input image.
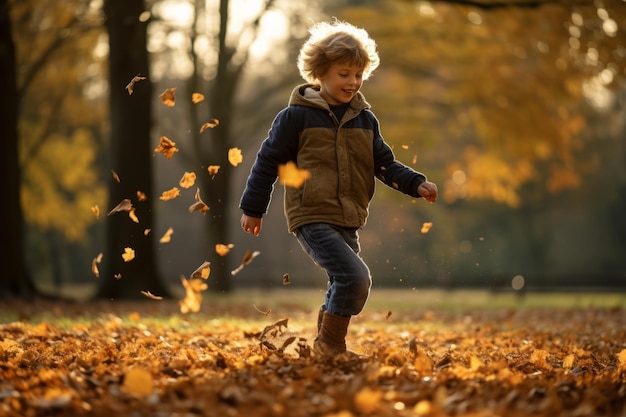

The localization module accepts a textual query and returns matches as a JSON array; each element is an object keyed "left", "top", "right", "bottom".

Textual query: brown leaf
[
  {"left": 231, "top": 250, "right": 261, "bottom": 276},
  {"left": 159, "top": 187, "right": 180, "bottom": 201},
  {"left": 200, "top": 118, "right": 219, "bottom": 133},
  {"left": 191, "top": 92, "right": 205, "bottom": 103},
  {"left": 140, "top": 291, "right": 163, "bottom": 300},
  {"left": 107, "top": 199, "right": 133, "bottom": 216},
  {"left": 125, "top": 74, "right": 147, "bottom": 95},
  {"left": 179, "top": 172, "right": 196, "bottom": 189},
  {"left": 159, "top": 227, "right": 174, "bottom": 243},
  {"left": 159, "top": 87, "right": 176, "bottom": 107},
  {"left": 190, "top": 261, "right": 211, "bottom": 280},
  {"left": 188, "top": 188, "right": 209, "bottom": 214},
  {"left": 154, "top": 136, "right": 179, "bottom": 159}
]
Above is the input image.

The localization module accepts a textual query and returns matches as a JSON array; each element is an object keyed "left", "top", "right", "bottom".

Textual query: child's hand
[
  {"left": 418, "top": 181, "right": 438, "bottom": 203},
  {"left": 241, "top": 214, "right": 262, "bottom": 236}
]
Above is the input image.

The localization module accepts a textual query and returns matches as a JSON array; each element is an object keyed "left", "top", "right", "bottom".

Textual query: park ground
[{"left": 0, "top": 288, "right": 625, "bottom": 416}]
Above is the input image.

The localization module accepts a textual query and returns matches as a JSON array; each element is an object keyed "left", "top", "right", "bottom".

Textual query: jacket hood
[{"left": 288, "top": 83, "right": 371, "bottom": 112}]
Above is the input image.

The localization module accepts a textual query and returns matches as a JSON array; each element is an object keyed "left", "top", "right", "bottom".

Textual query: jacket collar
[{"left": 288, "top": 83, "right": 371, "bottom": 112}]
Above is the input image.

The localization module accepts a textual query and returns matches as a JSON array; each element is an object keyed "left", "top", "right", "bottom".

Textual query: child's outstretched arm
[
  {"left": 241, "top": 214, "right": 262, "bottom": 236},
  {"left": 418, "top": 181, "right": 438, "bottom": 203}
]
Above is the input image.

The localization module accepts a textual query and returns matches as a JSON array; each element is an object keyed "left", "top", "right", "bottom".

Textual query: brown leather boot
[
  {"left": 316, "top": 306, "right": 325, "bottom": 333},
  {"left": 314, "top": 311, "right": 350, "bottom": 357}
]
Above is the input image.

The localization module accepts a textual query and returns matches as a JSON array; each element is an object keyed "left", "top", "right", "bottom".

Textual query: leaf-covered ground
[{"left": 0, "top": 291, "right": 625, "bottom": 417}]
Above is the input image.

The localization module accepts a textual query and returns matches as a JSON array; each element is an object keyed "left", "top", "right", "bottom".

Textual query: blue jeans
[{"left": 295, "top": 223, "right": 372, "bottom": 317}]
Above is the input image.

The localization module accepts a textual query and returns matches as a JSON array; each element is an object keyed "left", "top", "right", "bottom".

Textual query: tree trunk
[
  {"left": 0, "top": 0, "right": 38, "bottom": 299},
  {"left": 95, "top": 0, "right": 170, "bottom": 300}
]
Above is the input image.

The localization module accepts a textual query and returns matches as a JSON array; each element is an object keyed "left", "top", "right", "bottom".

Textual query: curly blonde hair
[{"left": 297, "top": 19, "right": 380, "bottom": 85}]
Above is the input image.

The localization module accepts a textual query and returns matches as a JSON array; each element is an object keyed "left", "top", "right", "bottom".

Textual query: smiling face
[{"left": 318, "top": 62, "right": 364, "bottom": 105}]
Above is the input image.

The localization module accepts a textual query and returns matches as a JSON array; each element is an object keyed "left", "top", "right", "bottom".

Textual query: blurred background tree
[{"left": 4, "top": 0, "right": 625, "bottom": 300}]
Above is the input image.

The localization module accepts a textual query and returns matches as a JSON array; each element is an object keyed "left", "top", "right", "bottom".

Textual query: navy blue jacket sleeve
[
  {"left": 371, "top": 112, "right": 427, "bottom": 198},
  {"left": 239, "top": 107, "right": 301, "bottom": 217}
]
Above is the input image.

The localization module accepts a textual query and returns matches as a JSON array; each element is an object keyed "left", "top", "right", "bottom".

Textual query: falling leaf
[
  {"left": 129, "top": 208, "right": 139, "bottom": 223},
  {"left": 122, "top": 367, "right": 153, "bottom": 397},
  {"left": 253, "top": 305, "right": 272, "bottom": 316},
  {"left": 188, "top": 188, "right": 209, "bottom": 214},
  {"left": 231, "top": 250, "right": 261, "bottom": 275},
  {"left": 159, "top": 227, "right": 174, "bottom": 243},
  {"left": 136, "top": 191, "right": 147, "bottom": 201},
  {"left": 154, "top": 136, "right": 178, "bottom": 159},
  {"left": 112, "top": 170, "right": 121, "bottom": 183},
  {"left": 125, "top": 74, "right": 146, "bottom": 95},
  {"left": 191, "top": 261, "right": 211, "bottom": 280},
  {"left": 385, "top": 311, "right": 392, "bottom": 320},
  {"left": 191, "top": 93, "right": 205, "bottom": 103},
  {"left": 421, "top": 222, "right": 433, "bottom": 234},
  {"left": 207, "top": 165, "right": 220, "bottom": 177},
  {"left": 282, "top": 273, "right": 290, "bottom": 285},
  {"left": 215, "top": 243, "right": 234, "bottom": 256},
  {"left": 278, "top": 161, "right": 310, "bottom": 189},
  {"left": 91, "top": 253, "right": 103, "bottom": 277},
  {"left": 179, "top": 171, "right": 196, "bottom": 189},
  {"left": 200, "top": 118, "right": 219, "bottom": 133},
  {"left": 179, "top": 276, "right": 208, "bottom": 313},
  {"left": 108, "top": 199, "right": 133, "bottom": 216},
  {"left": 412, "top": 154, "right": 418, "bottom": 164},
  {"left": 159, "top": 187, "right": 180, "bottom": 201},
  {"left": 228, "top": 147, "right": 243, "bottom": 167},
  {"left": 144, "top": 229, "right": 151, "bottom": 236},
  {"left": 140, "top": 291, "right": 163, "bottom": 300},
  {"left": 114, "top": 273, "right": 122, "bottom": 280},
  {"left": 159, "top": 87, "right": 176, "bottom": 107},
  {"left": 91, "top": 205, "right": 100, "bottom": 219},
  {"left": 122, "top": 247, "right": 135, "bottom": 262}
]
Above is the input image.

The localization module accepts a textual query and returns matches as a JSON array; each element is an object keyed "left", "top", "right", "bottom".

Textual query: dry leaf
[
  {"left": 215, "top": 243, "right": 234, "bottom": 256},
  {"left": 200, "top": 118, "right": 219, "bottom": 133},
  {"left": 228, "top": 147, "right": 243, "bottom": 167},
  {"left": 188, "top": 188, "right": 209, "bottom": 214},
  {"left": 128, "top": 208, "right": 139, "bottom": 223},
  {"left": 253, "top": 305, "right": 272, "bottom": 316},
  {"left": 140, "top": 291, "right": 163, "bottom": 300},
  {"left": 91, "top": 205, "right": 100, "bottom": 219},
  {"left": 112, "top": 170, "right": 121, "bottom": 183},
  {"left": 154, "top": 136, "right": 179, "bottom": 159},
  {"left": 91, "top": 253, "right": 103, "bottom": 277},
  {"left": 114, "top": 273, "right": 122, "bottom": 280},
  {"left": 231, "top": 250, "right": 261, "bottom": 276},
  {"left": 159, "top": 187, "right": 180, "bottom": 201},
  {"left": 385, "top": 310, "right": 392, "bottom": 320},
  {"left": 191, "top": 92, "right": 205, "bottom": 103},
  {"left": 136, "top": 191, "right": 147, "bottom": 201},
  {"left": 207, "top": 165, "right": 220, "bottom": 177},
  {"left": 122, "top": 247, "right": 135, "bottom": 262},
  {"left": 191, "top": 261, "right": 211, "bottom": 280},
  {"left": 278, "top": 161, "right": 310, "bottom": 189},
  {"left": 108, "top": 199, "right": 133, "bottom": 216},
  {"left": 122, "top": 367, "right": 153, "bottom": 396},
  {"left": 179, "top": 172, "right": 196, "bottom": 189},
  {"left": 282, "top": 273, "right": 290, "bottom": 285},
  {"left": 159, "top": 227, "right": 174, "bottom": 243},
  {"left": 179, "top": 276, "right": 208, "bottom": 313},
  {"left": 125, "top": 74, "right": 146, "bottom": 95},
  {"left": 159, "top": 87, "right": 176, "bottom": 107},
  {"left": 144, "top": 229, "right": 151, "bottom": 236},
  {"left": 421, "top": 222, "right": 433, "bottom": 234}
]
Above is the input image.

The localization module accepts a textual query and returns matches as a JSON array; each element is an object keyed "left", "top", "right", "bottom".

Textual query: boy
[{"left": 239, "top": 20, "right": 438, "bottom": 357}]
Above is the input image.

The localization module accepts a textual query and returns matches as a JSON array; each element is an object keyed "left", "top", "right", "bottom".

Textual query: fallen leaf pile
[{"left": 0, "top": 300, "right": 624, "bottom": 417}]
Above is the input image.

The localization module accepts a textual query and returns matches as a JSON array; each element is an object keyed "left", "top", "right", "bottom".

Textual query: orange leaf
[
  {"left": 159, "top": 87, "right": 176, "bottom": 107},
  {"left": 159, "top": 227, "right": 174, "bottom": 243},
  {"left": 215, "top": 243, "right": 234, "bottom": 256},
  {"left": 122, "top": 367, "right": 153, "bottom": 396},
  {"left": 91, "top": 253, "right": 103, "bottom": 277},
  {"left": 278, "top": 161, "right": 310, "bottom": 189},
  {"left": 136, "top": 191, "right": 147, "bottom": 201},
  {"left": 122, "top": 247, "right": 135, "bottom": 262},
  {"left": 154, "top": 136, "right": 179, "bottom": 159},
  {"left": 112, "top": 170, "right": 121, "bottom": 183},
  {"left": 159, "top": 187, "right": 180, "bottom": 201},
  {"left": 191, "top": 92, "right": 205, "bottom": 103},
  {"left": 228, "top": 147, "right": 243, "bottom": 167},
  {"left": 421, "top": 222, "right": 433, "bottom": 234},
  {"left": 207, "top": 165, "right": 220, "bottom": 177},
  {"left": 231, "top": 250, "right": 260, "bottom": 276},
  {"left": 200, "top": 118, "right": 219, "bottom": 133},
  {"left": 128, "top": 208, "right": 139, "bottom": 223},
  {"left": 91, "top": 205, "right": 100, "bottom": 219},
  {"left": 179, "top": 172, "right": 196, "bottom": 189},
  {"left": 191, "top": 261, "right": 211, "bottom": 280},
  {"left": 179, "top": 276, "right": 208, "bottom": 313}
]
